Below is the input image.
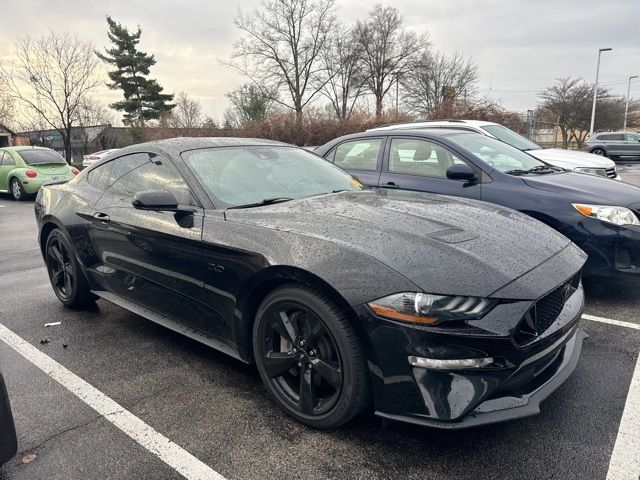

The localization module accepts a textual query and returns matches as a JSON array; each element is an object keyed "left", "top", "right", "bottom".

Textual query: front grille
[
  {"left": 606, "top": 167, "right": 617, "bottom": 178},
  {"left": 513, "top": 274, "right": 580, "bottom": 347}
]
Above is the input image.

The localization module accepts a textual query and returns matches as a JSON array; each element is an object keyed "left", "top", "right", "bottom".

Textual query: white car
[
  {"left": 82, "top": 149, "right": 119, "bottom": 168},
  {"left": 369, "top": 120, "right": 621, "bottom": 180}
]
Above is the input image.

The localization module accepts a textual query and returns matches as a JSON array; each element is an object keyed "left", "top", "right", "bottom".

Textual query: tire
[
  {"left": 10, "top": 178, "right": 27, "bottom": 201},
  {"left": 591, "top": 148, "right": 606, "bottom": 157},
  {"left": 44, "top": 229, "right": 96, "bottom": 308},
  {"left": 253, "top": 284, "right": 369, "bottom": 429}
]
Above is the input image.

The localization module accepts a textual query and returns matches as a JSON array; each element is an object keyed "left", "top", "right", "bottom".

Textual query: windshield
[
  {"left": 447, "top": 133, "right": 549, "bottom": 173},
  {"left": 19, "top": 149, "right": 66, "bottom": 165},
  {"left": 481, "top": 124, "right": 541, "bottom": 151},
  {"left": 183, "top": 146, "right": 364, "bottom": 207}
]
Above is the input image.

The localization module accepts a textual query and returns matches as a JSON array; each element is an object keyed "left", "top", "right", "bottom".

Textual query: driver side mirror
[
  {"left": 446, "top": 164, "right": 477, "bottom": 182},
  {"left": 132, "top": 190, "right": 179, "bottom": 211}
]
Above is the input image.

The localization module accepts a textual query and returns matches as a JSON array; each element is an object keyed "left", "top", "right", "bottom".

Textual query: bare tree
[
  {"left": 539, "top": 77, "right": 606, "bottom": 148},
  {"left": 0, "top": 88, "right": 15, "bottom": 129},
  {"left": 168, "top": 91, "right": 204, "bottom": 128},
  {"left": 318, "top": 27, "right": 366, "bottom": 120},
  {"left": 74, "top": 97, "right": 115, "bottom": 153},
  {"left": 230, "top": 0, "right": 337, "bottom": 123},
  {"left": 0, "top": 32, "right": 102, "bottom": 162},
  {"left": 354, "top": 5, "right": 426, "bottom": 117},
  {"left": 225, "top": 83, "right": 277, "bottom": 126},
  {"left": 403, "top": 50, "right": 478, "bottom": 117}
]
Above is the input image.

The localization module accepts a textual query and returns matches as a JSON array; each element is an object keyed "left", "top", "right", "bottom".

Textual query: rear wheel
[
  {"left": 10, "top": 178, "right": 27, "bottom": 201},
  {"left": 592, "top": 148, "right": 606, "bottom": 156},
  {"left": 45, "top": 229, "right": 96, "bottom": 308},
  {"left": 253, "top": 284, "right": 369, "bottom": 429}
]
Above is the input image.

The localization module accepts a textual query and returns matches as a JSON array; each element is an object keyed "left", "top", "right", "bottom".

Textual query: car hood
[
  {"left": 225, "top": 190, "right": 584, "bottom": 300},
  {"left": 528, "top": 148, "right": 615, "bottom": 169},
  {"left": 522, "top": 172, "right": 640, "bottom": 207}
]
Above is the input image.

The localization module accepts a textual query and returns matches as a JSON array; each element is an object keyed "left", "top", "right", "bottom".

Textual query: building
[{"left": 0, "top": 123, "right": 16, "bottom": 147}]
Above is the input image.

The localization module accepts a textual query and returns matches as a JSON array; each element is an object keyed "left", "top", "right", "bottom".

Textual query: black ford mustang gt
[{"left": 35, "top": 138, "right": 587, "bottom": 429}]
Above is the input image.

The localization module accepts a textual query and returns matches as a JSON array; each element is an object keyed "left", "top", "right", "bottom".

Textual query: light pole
[
  {"left": 623, "top": 75, "right": 638, "bottom": 131},
  {"left": 589, "top": 47, "right": 612, "bottom": 136}
]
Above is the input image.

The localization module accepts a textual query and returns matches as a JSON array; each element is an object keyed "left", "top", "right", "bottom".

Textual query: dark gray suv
[{"left": 584, "top": 131, "right": 640, "bottom": 158}]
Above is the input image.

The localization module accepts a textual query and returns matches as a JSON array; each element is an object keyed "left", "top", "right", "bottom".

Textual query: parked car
[
  {"left": 0, "top": 369, "right": 17, "bottom": 465},
  {"left": 316, "top": 129, "right": 640, "bottom": 279},
  {"left": 369, "top": 120, "right": 621, "bottom": 180},
  {"left": 82, "top": 149, "right": 120, "bottom": 168},
  {"left": 0, "top": 147, "right": 79, "bottom": 201},
  {"left": 584, "top": 131, "right": 640, "bottom": 158},
  {"left": 35, "top": 137, "right": 587, "bottom": 430}
]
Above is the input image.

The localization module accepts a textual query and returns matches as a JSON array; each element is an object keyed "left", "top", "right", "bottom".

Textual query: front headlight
[
  {"left": 574, "top": 167, "right": 607, "bottom": 177},
  {"left": 573, "top": 203, "right": 640, "bottom": 226},
  {"left": 367, "top": 292, "right": 495, "bottom": 326}
]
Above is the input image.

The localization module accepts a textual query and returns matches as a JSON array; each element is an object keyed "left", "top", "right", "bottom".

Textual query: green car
[{"left": 0, "top": 146, "right": 79, "bottom": 200}]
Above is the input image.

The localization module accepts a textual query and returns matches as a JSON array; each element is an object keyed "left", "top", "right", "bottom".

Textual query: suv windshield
[
  {"left": 481, "top": 124, "right": 541, "bottom": 151},
  {"left": 447, "top": 133, "right": 552, "bottom": 174},
  {"left": 183, "top": 146, "right": 363, "bottom": 208},
  {"left": 19, "top": 149, "right": 66, "bottom": 165}
]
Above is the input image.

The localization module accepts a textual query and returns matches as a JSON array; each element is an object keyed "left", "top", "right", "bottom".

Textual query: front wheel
[
  {"left": 253, "top": 284, "right": 369, "bottom": 429},
  {"left": 45, "top": 229, "right": 96, "bottom": 308},
  {"left": 591, "top": 148, "right": 606, "bottom": 156}
]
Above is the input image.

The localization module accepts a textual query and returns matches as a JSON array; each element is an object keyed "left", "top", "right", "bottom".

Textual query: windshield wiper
[
  {"left": 505, "top": 165, "right": 559, "bottom": 176},
  {"left": 504, "top": 169, "right": 530, "bottom": 176},
  {"left": 225, "top": 197, "right": 294, "bottom": 210}
]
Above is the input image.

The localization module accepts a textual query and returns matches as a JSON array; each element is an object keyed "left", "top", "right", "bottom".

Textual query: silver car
[{"left": 584, "top": 131, "right": 640, "bottom": 158}]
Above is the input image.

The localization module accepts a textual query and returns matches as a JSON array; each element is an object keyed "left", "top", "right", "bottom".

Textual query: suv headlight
[
  {"left": 573, "top": 203, "right": 640, "bottom": 226},
  {"left": 368, "top": 292, "right": 496, "bottom": 325},
  {"left": 574, "top": 167, "right": 607, "bottom": 177}
]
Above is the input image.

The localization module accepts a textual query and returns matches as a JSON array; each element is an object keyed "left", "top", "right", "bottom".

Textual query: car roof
[
  {"left": 368, "top": 119, "right": 498, "bottom": 131},
  {"left": 0, "top": 146, "right": 54, "bottom": 152},
  {"left": 333, "top": 128, "right": 478, "bottom": 142},
  {"left": 126, "top": 137, "right": 292, "bottom": 157}
]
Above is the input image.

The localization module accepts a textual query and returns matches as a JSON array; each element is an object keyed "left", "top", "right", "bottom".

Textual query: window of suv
[
  {"left": 625, "top": 133, "right": 639, "bottom": 142},
  {"left": 598, "top": 134, "right": 624, "bottom": 141}
]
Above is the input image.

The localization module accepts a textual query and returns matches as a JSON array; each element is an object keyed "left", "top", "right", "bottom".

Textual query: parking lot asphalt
[{"left": 1, "top": 165, "right": 639, "bottom": 480}]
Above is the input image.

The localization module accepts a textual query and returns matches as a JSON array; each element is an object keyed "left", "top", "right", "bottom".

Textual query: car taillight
[
  {"left": 26, "top": 170, "right": 37, "bottom": 178},
  {"left": 71, "top": 167, "right": 80, "bottom": 176}
]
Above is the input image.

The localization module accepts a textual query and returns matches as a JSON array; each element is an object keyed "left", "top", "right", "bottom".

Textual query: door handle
[
  {"left": 380, "top": 182, "right": 400, "bottom": 189},
  {"left": 93, "top": 212, "right": 110, "bottom": 223}
]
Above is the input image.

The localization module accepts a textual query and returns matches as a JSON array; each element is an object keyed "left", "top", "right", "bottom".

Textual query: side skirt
[{"left": 92, "top": 290, "right": 248, "bottom": 364}]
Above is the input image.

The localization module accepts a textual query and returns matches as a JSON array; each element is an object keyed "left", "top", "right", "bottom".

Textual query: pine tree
[{"left": 96, "top": 17, "right": 174, "bottom": 126}]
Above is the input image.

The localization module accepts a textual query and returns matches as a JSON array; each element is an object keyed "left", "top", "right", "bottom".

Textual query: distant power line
[{"left": 478, "top": 78, "right": 640, "bottom": 94}]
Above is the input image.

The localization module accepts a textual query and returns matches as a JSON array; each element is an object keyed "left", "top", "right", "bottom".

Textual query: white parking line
[
  {"left": 0, "top": 323, "right": 226, "bottom": 480},
  {"left": 582, "top": 314, "right": 640, "bottom": 331},
  {"left": 606, "top": 354, "right": 640, "bottom": 480}
]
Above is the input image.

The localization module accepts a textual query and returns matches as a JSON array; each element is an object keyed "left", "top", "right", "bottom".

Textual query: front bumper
[
  {"left": 356, "top": 284, "right": 585, "bottom": 429},
  {"left": 559, "top": 220, "right": 640, "bottom": 278}
]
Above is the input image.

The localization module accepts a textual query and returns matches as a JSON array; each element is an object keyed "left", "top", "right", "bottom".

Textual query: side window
[
  {"left": 87, "top": 161, "right": 114, "bottom": 191},
  {"left": 109, "top": 153, "right": 149, "bottom": 187},
  {"left": 2, "top": 151, "right": 16, "bottom": 166},
  {"left": 610, "top": 134, "right": 625, "bottom": 141},
  {"left": 108, "top": 153, "right": 195, "bottom": 205},
  {"left": 625, "top": 134, "right": 639, "bottom": 142},
  {"left": 389, "top": 138, "right": 467, "bottom": 177},
  {"left": 598, "top": 134, "right": 612, "bottom": 141},
  {"left": 331, "top": 139, "right": 382, "bottom": 171}
]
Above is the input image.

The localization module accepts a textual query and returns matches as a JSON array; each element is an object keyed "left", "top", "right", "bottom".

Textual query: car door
[
  {"left": 378, "top": 136, "right": 482, "bottom": 199},
  {"left": 89, "top": 151, "right": 219, "bottom": 334},
  {"left": 603, "top": 134, "right": 625, "bottom": 156},
  {"left": 0, "top": 151, "right": 16, "bottom": 192},
  {"left": 323, "top": 137, "right": 384, "bottom": 186},
  {"left": 623, "top": 133, "right": 640, "bottom": 156}
]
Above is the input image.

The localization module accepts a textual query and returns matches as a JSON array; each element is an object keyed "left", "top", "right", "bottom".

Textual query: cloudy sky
[{"left": 1, "top": 0, "right": 639, "bottom": 122}]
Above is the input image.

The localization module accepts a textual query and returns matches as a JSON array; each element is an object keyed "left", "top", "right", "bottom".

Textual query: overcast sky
[{"left": 1, "top": 0, "right": 639, "bottom": 122}]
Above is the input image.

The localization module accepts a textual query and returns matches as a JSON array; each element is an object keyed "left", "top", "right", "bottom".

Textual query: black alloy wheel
[
  {"left": 253, "top": 285, "right": 369, "bottom": 429},
  {"left": 45, "top": 230, "right": 95, "bottom": 308},
  {"left": 592, "top": 148, "right": 606, "bottom": 156}
]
